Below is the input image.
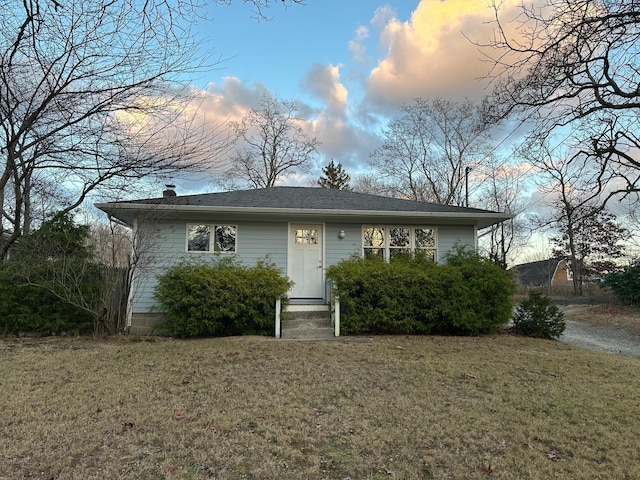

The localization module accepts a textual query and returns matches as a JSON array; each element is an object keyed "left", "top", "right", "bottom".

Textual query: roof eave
[{"left": 95, "top": 203, "right": 514, "bottom": 229}]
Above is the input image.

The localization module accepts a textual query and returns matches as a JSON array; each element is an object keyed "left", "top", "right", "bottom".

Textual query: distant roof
[
  {"left": 510, "top": 259, "right": 561, "bottom": 286},
  {"left": 96, "top": 186, "right": 513, "bottom": 228}
]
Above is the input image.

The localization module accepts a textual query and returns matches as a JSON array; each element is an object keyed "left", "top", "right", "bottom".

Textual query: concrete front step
[
  {"left": 281, "top": 316, "right": 334, "bottom": 340},
  {"left": 281, "top": 303, "right": 335, "bottom": 340}
]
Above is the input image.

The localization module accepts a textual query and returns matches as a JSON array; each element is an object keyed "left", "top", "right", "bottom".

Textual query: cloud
[
  {"left": 371, "top": 5, "right": 398, "bottom": 30},
  {"left": 349, "top": 25, "right": 370, "bottom": 63},
  {"left": 364, "top": 0, "right": 523, "bottom": 108},
  {"left": 308, "top": 110, "right": 381, "bottom": 171},
  {"left": 198, "top": 77, "right": 272, "bottom": 119},
  {"left": 299, "top": 63, "right": 381, "bottom": 171},
  {"left": 145, "top": 78, "right": 276, "bottom": 193},
  {"left": 302, "top": 64, "right": 348, "bottom": 117},
  {"left": 179, "top": 75, "right": 376, "bottom": 187}
]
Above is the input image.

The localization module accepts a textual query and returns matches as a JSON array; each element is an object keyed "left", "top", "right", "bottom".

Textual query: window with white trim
[
  {"left": 363, "top": 227, "right": 385, "bottom": 260},
  {"left": 363, "top": 226, "right": 436, "bottom": 262},
  {"left": 187, "top": 224, "right": 237, "bottom": 253}
]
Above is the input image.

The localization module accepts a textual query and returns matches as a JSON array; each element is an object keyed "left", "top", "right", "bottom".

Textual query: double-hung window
[
  {"left": 187, "top": 224, "right": 237, "bottom": 253},
  {"left": 363, "top": 226, "right": 436, "bottom": 262}
]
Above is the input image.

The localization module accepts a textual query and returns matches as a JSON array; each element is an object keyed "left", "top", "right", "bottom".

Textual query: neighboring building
[
  {"left": 96, "top": 186, "right": 513, "bottom": 334},
  {"left": 510, "top": 258, "right": 573, "bottom": 289}
]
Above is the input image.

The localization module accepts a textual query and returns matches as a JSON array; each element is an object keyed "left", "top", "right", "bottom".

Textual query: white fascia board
[{"left": 95, "top": 203, "right": 514, "bottom": 228}]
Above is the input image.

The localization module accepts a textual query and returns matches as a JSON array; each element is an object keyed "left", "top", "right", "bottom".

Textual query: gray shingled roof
[
  {"left": 510, "top": 259, "right": 561, "bottom": 286},
  {"left": 96, "top": 186, "right": 512, "bottom": 228},
  {"left": 112, "top": 187, "right": 496, "bottom": 213}
]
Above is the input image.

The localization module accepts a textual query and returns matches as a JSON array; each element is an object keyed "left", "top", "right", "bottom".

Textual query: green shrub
[
  {"left": 441, "top": 248, "right": 517, "bottom": 335},
  {"left": 327, "top": 250, "right": 516, "bottom": 336},
  {"left": 0, "top": 214, "right": 100, "bottom": 336},
  {"left": 512, "top": 291, "right": 565, "bottom": 339},
  {"left": 602, "top": 260, "right": 640, "bottom": 306},
  {"left": 154, "top": 258, "right": 292, "bottom": 337},
  {"left": 0, "top": 264, "right": 95, "bottom": 335}
]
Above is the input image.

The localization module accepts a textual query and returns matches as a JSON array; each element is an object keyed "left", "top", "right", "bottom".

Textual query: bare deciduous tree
[
  {"left": 484, "top": 0, "right": 640, "bottom": 200},
  {"left": 0, "top": 0, "right": 307, "bottom": 260},
  {"left": 520, "top": 141, "right": 628, "bottom": 295},
  {"left": 223, "top": 95, "right": 320, "bottom": 188},
  {"left": 0, "top": 0, "right": 238, "bottom": 260},
  {"left": 477, "top": 156, "right": 529, "bottom": 268},
  {"left": 350, "top": 173, "right": 394, "bottom": 197},
  {"left": 234, "top": 0, "right": 307, "bottom": 20},
  {"left": 369, "top": 98, "right": 495, "bottom": 205}
]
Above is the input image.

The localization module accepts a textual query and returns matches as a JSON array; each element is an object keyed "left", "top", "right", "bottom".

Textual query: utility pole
[{"left": 465, "top": 166, "right": 471, "bottom": 207}]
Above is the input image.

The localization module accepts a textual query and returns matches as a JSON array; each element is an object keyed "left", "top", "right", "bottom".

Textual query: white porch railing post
[
  {"left": 275, "top": 297, "right": 281, "bottom": 338},
  {"left": 334, "top": 293, "right": 340, "bottom": 337}
]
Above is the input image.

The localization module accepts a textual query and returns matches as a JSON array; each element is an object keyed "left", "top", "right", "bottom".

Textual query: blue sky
[
  {"left": 170, "top": 0, "right": 527, "bottom": 194},
  {"left": 195, "top": 1, "right": 415, "bottom": 97}
]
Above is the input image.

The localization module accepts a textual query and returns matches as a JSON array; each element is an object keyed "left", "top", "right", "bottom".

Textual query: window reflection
[
  {"left": 187, "top": 224, "right": 210, "bottom": 251},
  {"left": 215, "top": 225, "right": 237, "bottom": 252},
  {"left": 187, "top": 224, "right": 236, "bottom": 253},
  {"left": 295, "top": 229, "right": 318, "bottom": 245},
  {"left": 362, "top": 226, "right": 437, "bottom": 262}
]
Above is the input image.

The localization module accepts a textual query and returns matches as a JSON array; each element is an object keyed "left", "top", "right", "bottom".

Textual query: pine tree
[{"left": 318, "top": 160, "right": 351, "bottom": 190}]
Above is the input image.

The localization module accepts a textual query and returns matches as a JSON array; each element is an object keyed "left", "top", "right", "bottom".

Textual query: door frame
[{"left": 287, "top": 222, "right": 326, "bottom": 299}]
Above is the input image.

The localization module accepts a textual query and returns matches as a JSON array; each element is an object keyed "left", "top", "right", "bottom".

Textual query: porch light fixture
[{"left": 338, "top": 230, "right": 346, "bottom": 239}]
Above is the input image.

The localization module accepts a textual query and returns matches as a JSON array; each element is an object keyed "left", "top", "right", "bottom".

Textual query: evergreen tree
[{"left": 318, "top": 160, "right": 351, "bottom": 190}]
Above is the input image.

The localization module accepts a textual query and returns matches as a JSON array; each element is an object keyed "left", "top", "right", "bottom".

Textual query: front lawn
[{"left": 0, "top": 335, "right": 638, "bottom": 479}]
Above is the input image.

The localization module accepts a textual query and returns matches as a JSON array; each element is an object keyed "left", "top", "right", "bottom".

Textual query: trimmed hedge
[
  {"left": 326, "top": 250, "right": 516, "bottom": 336},
  {"left": 154, "top": 259, "right": 292, "bottom": 337}
]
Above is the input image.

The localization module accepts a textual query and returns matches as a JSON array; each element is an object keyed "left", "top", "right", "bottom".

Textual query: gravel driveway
[{"left": 559, "top": 306, "right": 640, "bottom": 360}]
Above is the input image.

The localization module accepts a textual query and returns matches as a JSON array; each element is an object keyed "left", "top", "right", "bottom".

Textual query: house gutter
[{"left": 95, "top": 203, "right": 515, "bottom": 229}]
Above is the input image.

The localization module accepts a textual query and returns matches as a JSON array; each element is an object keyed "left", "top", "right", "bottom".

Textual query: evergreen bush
[
  {"left": 154, "top": 258, "right": 292, "bottom": 337},
  {"left": 326, "top": 250, "right": 516, "bottom": 335},
  {"left": 0, "top": 214, "right": 98, "bottom": 336},
  {"left": 512, "top": 291, "right": 565, "bottom": 339},
  {"left": 602, "top": 260, "right": 640, "bottom": 306}
]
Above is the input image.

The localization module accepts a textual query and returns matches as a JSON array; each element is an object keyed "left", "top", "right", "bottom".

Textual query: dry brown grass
[
  {"left": 563, "top": 304, "right": 640, "bottom": 336},
  {"left": 1, "top": 334, "right": 639, "bottom": 479}
]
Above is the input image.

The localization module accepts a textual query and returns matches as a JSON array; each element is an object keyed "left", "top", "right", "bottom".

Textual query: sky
[{"left": 168, "top": 0, "right": 528, "bottom": 195}]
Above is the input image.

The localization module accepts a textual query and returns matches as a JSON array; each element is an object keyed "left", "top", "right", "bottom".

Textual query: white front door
[{"left": 289, "top": 224, "right": 324, "bottom": 298}]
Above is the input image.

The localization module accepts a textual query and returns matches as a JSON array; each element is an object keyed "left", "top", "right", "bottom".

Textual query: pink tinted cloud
[
  {"left": 303, "top": 64, "right": 348, "bottom": 117},
  {"left": 365, "top": 0, "right": 523, "bottom": 108}
]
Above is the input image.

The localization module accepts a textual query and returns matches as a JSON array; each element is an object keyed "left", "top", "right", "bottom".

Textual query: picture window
[
  {"left": 362, "top": 226, "right": 436, "bottom": 262},
  {"left": 187, "top": 224, "right": 237, "bottom": 253}
]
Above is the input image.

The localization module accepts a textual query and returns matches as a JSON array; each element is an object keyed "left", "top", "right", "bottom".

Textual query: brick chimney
[{"left": 163, "top": 184, "right": 176, "bottom": 197}]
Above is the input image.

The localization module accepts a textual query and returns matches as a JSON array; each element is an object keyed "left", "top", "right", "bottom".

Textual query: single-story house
[
  {"left": 510, "top": 258, "right": 573, "bottom": 288},
  {"left": 96, "top": 186, "right": 513, "bottom": 334}
]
